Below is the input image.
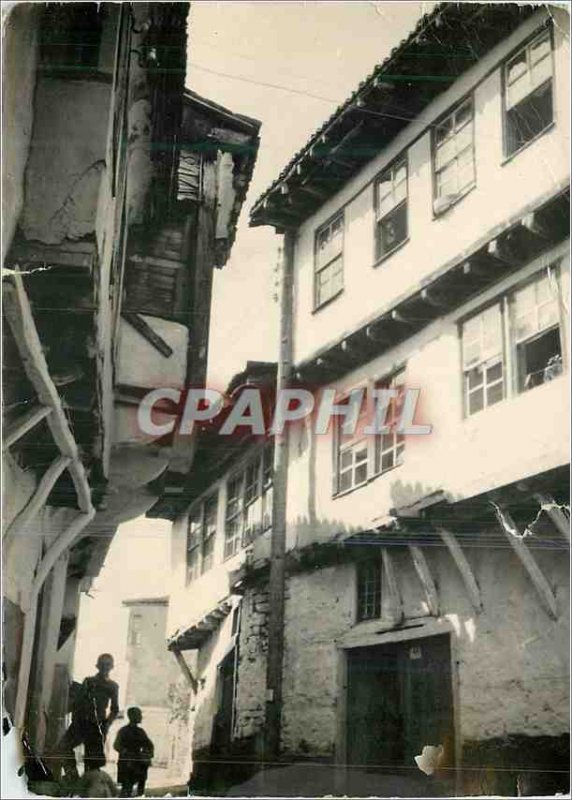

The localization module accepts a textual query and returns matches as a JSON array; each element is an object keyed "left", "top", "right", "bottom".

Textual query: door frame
[{"left": 335, "top": 617, "right": 461, "bottom": 794}]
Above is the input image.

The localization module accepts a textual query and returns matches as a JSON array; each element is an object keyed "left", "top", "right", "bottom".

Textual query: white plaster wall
[
  {"left": 189, "top": 613, "right": 236, "bottom": 753},
  {"left": 1, "top": 3, "right": 39, "bottom": 262},
  {"left": 2, "top": 455, "right": 42, "bottom": 611},
  {"left": 167, "top": 445, "right": 272, "bottom": 640},
  {"left": 280, "top": 544, "right": 569, "bottom": 756},
  {"left": 116, "top": 316, "right": 189, "bottom": 390},
  {"left": 20, "top": 78, "right": 111, "bottom": 244},
  {"left": 292, "top": 9, "right": 570, "bottom": 364},
  {"left": 285, "top": 248, "right": 570, "bottom": 548}
]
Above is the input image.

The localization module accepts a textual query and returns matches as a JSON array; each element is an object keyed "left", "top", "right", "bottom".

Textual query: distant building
[{"left": 107, "top": 598, "right": 179, "bottom": 769}]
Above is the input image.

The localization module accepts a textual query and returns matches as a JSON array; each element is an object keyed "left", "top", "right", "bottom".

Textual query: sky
[{"left": 74, "top": 0, "right": 434, "bottom": 686}]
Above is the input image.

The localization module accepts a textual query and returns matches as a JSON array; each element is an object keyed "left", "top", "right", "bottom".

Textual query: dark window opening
[
  {"left": 357, "top": 560, "right": 382, "bottom": 622},
  {"left": 40, "top": 4, "right": 103, "bottom": 73},
  {"left": 504, "top": 31, "right": 553, "bottom": 157},
  {"left": 375, "top": 159, "right": 408, "bottom": 262},
  {"left": 506, "top": 83, "right": 553, "bottom": 156},
  {"left": 517, "top": 326, "right": 562, "bottom": 392}
]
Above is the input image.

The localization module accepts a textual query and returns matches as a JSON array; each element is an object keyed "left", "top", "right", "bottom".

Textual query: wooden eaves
[{"left": 249, "top": 2, "right": 539, "bottom": 231}]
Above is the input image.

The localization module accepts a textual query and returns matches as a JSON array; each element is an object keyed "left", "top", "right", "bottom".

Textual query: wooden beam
[
  {"left": 437, "top": 528, "right": 482, "bottom": 613},
  {"left": 408, "top": 544, "right": 439, "bottom": 615},
  {"left": 3, "top": 272, "right": 92, "bottom": 513},
  {"left": 14, "top": 508, "right": 95, "bottom": 729},
  {"left": 522, "top": 212, "right": 550, "bottom": 240},
  {"left": 487, "top": 238, "right": 512, "bottom": 264},
  {"left": 365, "top": 323, "right": 386, "bottom": 342},
  {"left": 391, "top": 309, "right": 413, "bottom": 325},
  {"left": 4, "top": 456, "right": 72, "bottom": 546},
  {"left": 381, "top": 547, "right": 403, "bottom": 622},
  {"left": 534, "top": 493, "right": 570, "bottom": 543},
  {"left": 122, "top": 311, "right": 174, "bottom": 358},
  {"left": 493, "top": 506, "right": 558, "bottom": 619},
  {"left": 420, "top": 287, "right": 447, "bottom": 308},
  {"left": 171, "top": 648, "right": 198, "bottom": 694},
  {"left": 2, "top": 405, "right": 52, "bottom": 451}
]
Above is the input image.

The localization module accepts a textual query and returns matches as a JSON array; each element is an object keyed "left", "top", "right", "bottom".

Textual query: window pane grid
[
  {"left": 357, "top": 560, "right": 382, "bottom": 621},
  {"left": 315, "top": 255, "right": 343, "bottom": 307},
  {"left": 315, "top": 214, "right": 344, "bottom": 308},
  {"left": 187, "top": 509, "right": 202, "bottom": 582},
  {"left": 338, "top": 440, "right": 369, "bottom": 492},
  {"left": 375, "top": 371, "right": 406, "bottom": 475},
  {"left": 201, "top": 495, "right": 218, "bottom": 574},
  {"left": 434, "top": 99, "right": 475, "bottom": 200},
  {"left": 224, "top": 477, "right": 243, "bottom": 559},
  {"left": 506, "top": 31, "right": 552, "bottom": 110},
  {"left": 375, "top": 160, "right": 408, "bottom": 260}
]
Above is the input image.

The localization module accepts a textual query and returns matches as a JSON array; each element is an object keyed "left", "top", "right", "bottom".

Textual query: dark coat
[{"left": 113, "top": 724, "right": 154, "bottom": 784}]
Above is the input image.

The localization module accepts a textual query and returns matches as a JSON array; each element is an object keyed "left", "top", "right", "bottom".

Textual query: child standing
[{"left": 113, "top": 707, "right": 154, "bottom": 797}]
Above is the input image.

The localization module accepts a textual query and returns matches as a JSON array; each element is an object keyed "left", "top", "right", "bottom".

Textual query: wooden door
[{"left": 346, "top": 635, "right": 454, "bottom": 771}]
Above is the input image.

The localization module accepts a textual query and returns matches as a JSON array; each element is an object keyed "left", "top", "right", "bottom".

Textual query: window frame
[
  {"left": 460, "top": 263, "right": 564, "bottom": 418},
  {"left": 356, "top": 559, "right": 382, "bottom": 622},
  {"left": 373, "top": 155, "right": 409, "bottom": 265},
  {"left": 432, "top": 94, "right": 476, "bottom": 216},
  {"left": 333, "top": 368, "right": 406, "bottom": 498},
  {"left": 373, "top": 369, "right": 407, "bottom": 477},
  {"left": 223, "top": 444, "right": 274, "bottom": 560},
  {"left": 461, "top": 302, "right": 507, "bottom": 417},
  {"left": 186, "top": 506, "right": 204, "bottom": 584},
  {"left": 313, "top": 212, "right": 345, "bottom": 311},
  {"left": 186, "top": 491, "right": 220, "bottom": 582},
  {"left": 508, "top": 266, "right": 564, "bottom": 393},
  {"left": 501, "top": 26, "right": 555, "bottom": 160},
  {"left": 201, "top": 493, "right": 218, "bottom": 575}
]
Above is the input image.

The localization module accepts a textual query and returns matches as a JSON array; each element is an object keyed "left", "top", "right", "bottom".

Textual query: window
[
  {"left": 461, "top": 266, "right": 564, "bottom": 417},
  {"left": 337, "top": 393, "right": 369, "bottom": 494},
  {"left": 224, "top": 445, "right": 274, "bottom": 560},
  {"left": 314, "top": 214, "right": 344, "bottom": 309},
  {"left": 357, "top": 560, "right": 382, "bottom": 621},
  {"left": 187, "top": 493, "right": 219, "bottom": 580},
  {"left": 243, "top": 457, "right": 263, "bottom": 546},
  {"left": 504, "top": 30, "right": 553, "bottom": 157},
  {"left": 511, "top": 270, "right": 562, "bottom": 391},
  {"left": 40, "top": 5, "right": 103, "bottom": 72},
  {"left": 187, "top": 508, "right": 203, "bottom": 582},
  {"left": 334, "top": 371, "right": 406, "bottom": 495},
  {"left": 375, "top": 370, "right": 406, "bottom": 474},
  {"left": 224, "top": 477, "right": 243, "bottom": 560},
  {"left": 433, "top": 97, "right": 475, "bottom": 213},
  {"left": 129, "top": 615, "right": 142, "bottom": 647},
  {"left": 262, "top": 445, "right": 274, "bottom": 531},
  {"left": 462, "top": 305, "right": 505, "bottom": 416},
  {"left": 375, "top": 158, "right": 408, "bottom": 261},
  {"left": 201, "top": 495, "right": 218, "bottom": 574}
]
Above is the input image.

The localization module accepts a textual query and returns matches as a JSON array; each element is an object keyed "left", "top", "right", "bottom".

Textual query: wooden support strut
[
  {"left": 408, "top": 544, "right": 439, "bottom": 616},
  {"left": 3, "top": 272, "right": 92, "bottom": 513},
  {"left": 533, "top": 492, "right": 570, "bottom": 543},
  {"left": 381, "top": 547, "right": 403, "bottom": 622},
  {"left": 437, "top": 528, "right": 482, "bottom": 613},
  {"left": 171, "top": 648, "right": 198, "bottom": 694},
  {"left": 2, "top": 405, "right": 52, "bottom": 451},
  {"left": 4, "top": 456, "right": 72, "bottom": 548},
  {"left": 493, "top": 505, "right": 558, "bottom": 619}
]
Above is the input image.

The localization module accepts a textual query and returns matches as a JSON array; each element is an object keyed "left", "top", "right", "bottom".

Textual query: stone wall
[
  {"left": 275, "top": 537, "right": 569, "bottom": 779},
  {"left": 234, "top": 586, "right": 269, "bottom": 743}
]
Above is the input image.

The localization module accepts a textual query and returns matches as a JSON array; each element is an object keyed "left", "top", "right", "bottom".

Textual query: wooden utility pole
[{"left": 264, "top": 230, "right": 296, "bottom": 761}]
